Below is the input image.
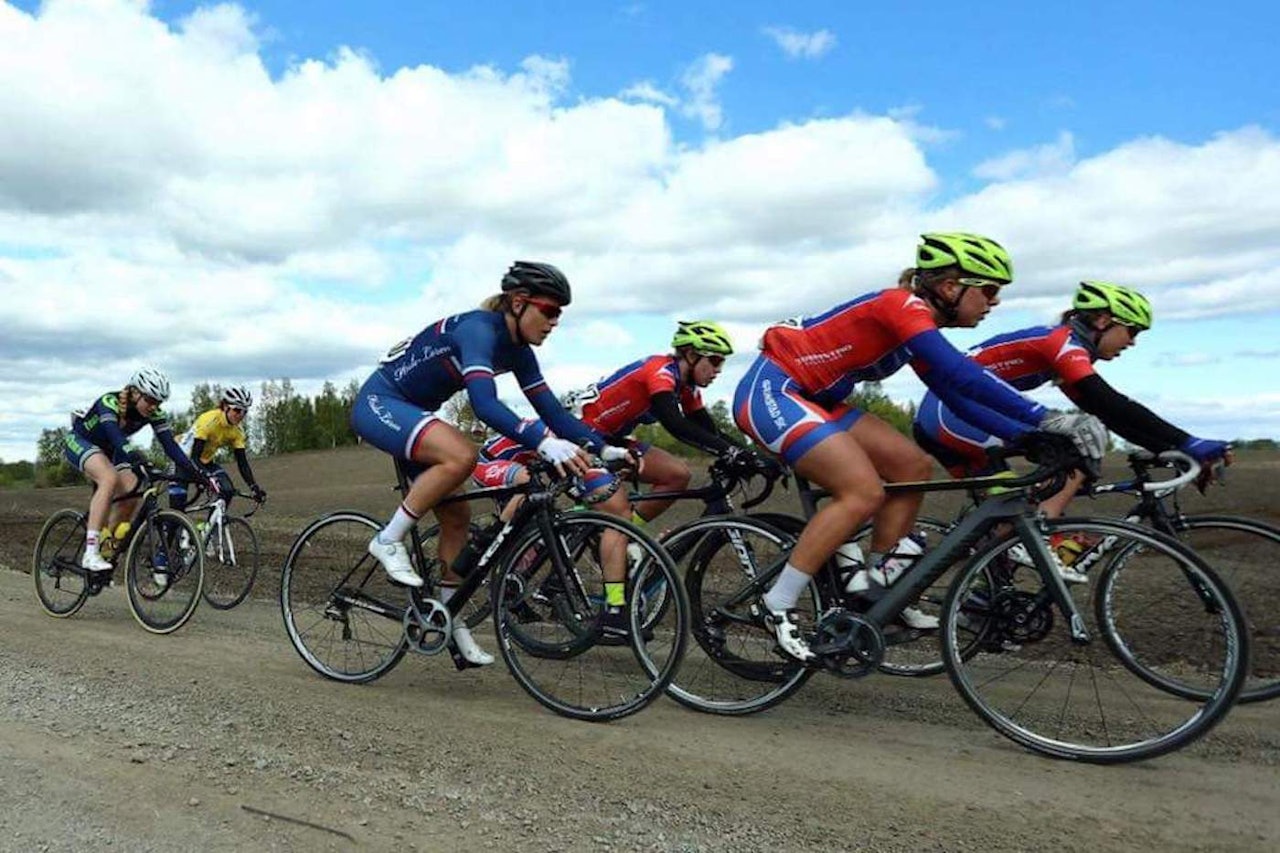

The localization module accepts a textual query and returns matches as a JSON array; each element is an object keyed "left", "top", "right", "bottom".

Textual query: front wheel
[
  {"left": 201, "top": 517, "right": 260, "bottom": 610},
  {"left": 125, "top": 510, "right": 204, "bottom": 634},
  {"left": 492, "top": 511, "right": 688, "bottom": 721},
  {"left": 280, "top": 512, "right": 410, "bottom": 683},
  {"left": 942, "top": 518, "right": 1248, "bottom": 764},
  {"left": 32, "top": 509, "right": 91, "bottom": 618}
]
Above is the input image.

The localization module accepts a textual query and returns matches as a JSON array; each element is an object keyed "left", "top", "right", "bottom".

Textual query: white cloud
[
  {"left": 973, "top": 131, "right": 1076, "bottom": 180},
  {"left": 1, "top": 1, "right": 1279, "bottom": 459},
  {"left": 679, "top": 53, "right": 733, "bottom": 132},
  {"left": 762, "top": 26, "right": 837, "bottom": 60}
]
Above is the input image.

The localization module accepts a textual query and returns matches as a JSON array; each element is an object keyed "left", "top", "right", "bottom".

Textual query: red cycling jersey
[{"left": 579, "top": 355, "right": 703, "bottom": 437}]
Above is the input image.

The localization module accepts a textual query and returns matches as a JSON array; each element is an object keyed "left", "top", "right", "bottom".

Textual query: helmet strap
[{"left": 918, "top": 284, "right": 961, "bottom": 323}]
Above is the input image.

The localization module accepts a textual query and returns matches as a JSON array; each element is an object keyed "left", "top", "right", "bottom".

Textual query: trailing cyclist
[
  {"left": 350, "top": 261, "right": 630, "bottom": 665},
  {"left": 733, "top": 233, "right": 1107, "bottom": 661},
  {"left": 574, "top": 320, "right": 766, "bottom": 525},
  {"left": 169, "top": 385, "right": 267, "bottom": 513},
  {"left": 64, "top": 367, "right": 223, "bottom": 576}
]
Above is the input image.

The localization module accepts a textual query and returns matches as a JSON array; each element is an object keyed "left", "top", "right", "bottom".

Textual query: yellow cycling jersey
[{"left": 180, "top": 408, "right": 247, "bottom": 465}]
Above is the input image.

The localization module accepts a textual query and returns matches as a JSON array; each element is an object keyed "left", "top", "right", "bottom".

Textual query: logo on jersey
[{"left": 366, "top": 395, "right": 400, "bottom": 431}]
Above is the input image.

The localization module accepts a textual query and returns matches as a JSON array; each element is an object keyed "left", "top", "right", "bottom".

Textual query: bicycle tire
[
  {"left": 943, "top": 517, "right": 1248, "bottom": 764},
  {"left": 32, "top": 509, "right": 91, "bottom": 618},
  {"left": 125, "top": 510, "right": 204, "bottom": 634},
  {"left": 280, "top": 511, "right": 410, "bottom": 683},
  {"left": 492, "top": 511, "right": 687, "bottom": 721},
  {"left": 202, "top": 516, "right": 260, "bottom": 610},
  {"left": 666, "top": 515, "right": 815, "bottom": 716},
  {"left": 1109, "top": 514, "right": 1278, "bottom": 704}
]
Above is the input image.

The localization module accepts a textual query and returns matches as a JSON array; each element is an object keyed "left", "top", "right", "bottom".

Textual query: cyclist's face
[
  {"left": 691, "top": 353, "right": 726, "bottom": 387},
  {"left": 515, "top": 295, "right": 563, "bottom": 345},
  {"left": 1097, "top": 321, "right": 1140, "bottom": 359},
  {"left": 225, "top": 405, "right": 247, "bottom": 424},
  {"left": 951, "top": 280, "right": 1001, "bottom": 327},
  {"left": 135, "top": 392, "right": 160, "bottom": 416}
]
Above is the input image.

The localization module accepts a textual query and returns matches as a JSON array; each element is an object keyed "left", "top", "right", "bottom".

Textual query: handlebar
[{"left": 1129, "top": 449, "right": 1201, "bottom": 494}]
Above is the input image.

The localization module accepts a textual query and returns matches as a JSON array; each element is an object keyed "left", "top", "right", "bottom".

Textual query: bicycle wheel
[
  {"left": 667, "top": 516, "right": 815, "bottom": 716},
  {"left": 125, "top": 510, "right": 204, "bottom": 634},
  {"left": 201, "top": 517, "right": 260, "bottom": 610},
  {"left": 943, "top": 518, "right": 1247, "bottom": 763},
  {"left": 32, "top": 509, "right": 90, "bottom": 618},
  {"left": 280, "top": 512, "right": 409, "bottom": 683},
  {"left": 1169, "top": 516, "right": 1280, "bottom": 704},
  {"left": 492, "top": 511, "right": 687, "bottom": 721}
]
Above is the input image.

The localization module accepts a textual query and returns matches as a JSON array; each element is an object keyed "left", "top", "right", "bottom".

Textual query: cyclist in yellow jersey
[{"left": 169, "top": 385, "right": 266, "bottom": 512}]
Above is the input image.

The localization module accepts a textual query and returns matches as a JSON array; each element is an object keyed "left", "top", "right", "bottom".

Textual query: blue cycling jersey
[
  {"left": 72, "top": 392, "right": 192, "bottom": 469},
  {"left": 374, "top": 309, "right": 601, "bottom": 450}
]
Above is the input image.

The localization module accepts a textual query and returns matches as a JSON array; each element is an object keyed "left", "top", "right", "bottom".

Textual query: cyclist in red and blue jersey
[
  {"left": 915, "top": 280, "right": 1232, "bottom": 519},
  {"left": 734, "top": 233, "right": 1107, "bottom": 661},
  {"left": 64, "top": 367, "right": 221, "bottom": 574},
  {"left": 351, "top": 261, "right": 628, "bottom": 665},
  {"left": 577, "top": 321, "right": 756, "bottom": 524}
]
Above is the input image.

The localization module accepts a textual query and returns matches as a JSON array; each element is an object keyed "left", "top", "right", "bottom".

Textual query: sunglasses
[
  {"left": 140, "top": 394, "right": 162, "bottom": 407},
  {"left": 958, "top": 278, "right": 1004, "bottom": 301},
  {"left": 524, "top": 297, "right": 563, "bottom": 320},
  {"left": 227, "top": 406, "right": 248, "bottom": 415},
  {"left": 700, "top": 354, "right": 727, "bottom": 367}
]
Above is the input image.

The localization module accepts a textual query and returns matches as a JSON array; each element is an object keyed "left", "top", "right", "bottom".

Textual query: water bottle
[
  {"left": 450, "top": 518, "right": 504, "bottom": 577},
  {"left": 99, "top": 528, "right": 115, "bottom": 561}
]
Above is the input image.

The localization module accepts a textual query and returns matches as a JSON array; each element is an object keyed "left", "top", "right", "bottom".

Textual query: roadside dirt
[{"left": 3, "top": 447, "right": 1279, "bottom": 851}]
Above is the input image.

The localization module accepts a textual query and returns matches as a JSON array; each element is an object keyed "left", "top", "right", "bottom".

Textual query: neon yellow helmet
[
  {"left": 916, "top": 232, "right": 1014, "bottom": 284},
  {"left": 672, "top": 320, "right": 734, "bottom": 356},
  {"left": 1073, "top": 281, "right": 1153, "bottom": 330}
]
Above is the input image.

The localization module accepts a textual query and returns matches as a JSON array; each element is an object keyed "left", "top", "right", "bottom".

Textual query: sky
[{"left": 2, "top": 0, "right": 1279, "bottom": 463}]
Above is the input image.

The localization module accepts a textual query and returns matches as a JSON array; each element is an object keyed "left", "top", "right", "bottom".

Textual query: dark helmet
[{"left": 500, "top": 261, "right": 572, "bottom": 305}]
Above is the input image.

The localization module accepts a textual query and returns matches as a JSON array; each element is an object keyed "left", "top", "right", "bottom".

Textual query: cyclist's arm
[
  {"left": 1065, "top": 374, "right": 1190, "bottom": 452},
  {"left": 188, "top": 437, "right": 209, "bottom": 470},
  {"left": 464, "top": 374, "right": 551, "bottom": 447},
  {"left": 527, "top": 386, "right": 605, "bottom": 451},
  {"left": 232, "top": 447, "right": 259, "bottom": 488},
  {"left": 650, "top": 392, "right": 732, "bottom": 454},
  {"left": 155, "top": 425, "right": 204, "bottom": 480},
  {"left": 907, "top": 329, "right": 1047, "bottom": 440}
]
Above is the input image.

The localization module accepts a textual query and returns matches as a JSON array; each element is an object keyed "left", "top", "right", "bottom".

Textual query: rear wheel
[
  {"left": 125, "top": 510, "right": 204, "bottom": 634},
  {"left": 666, "top": 516, "right": 814, "bottom": 716},
  {"left": 201, "top": 517, "right": 260, "bottom": 610},
  {"left": 32, "top": 509, "right": 91, "bottom": 618},
  {"left": 280, "top": 512, "right": 409, "bottom": 683}
]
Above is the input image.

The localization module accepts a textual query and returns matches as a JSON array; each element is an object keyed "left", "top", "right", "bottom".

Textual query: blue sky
[{"left": 1, "top": 0, "right": 1278, "bottom": 462}]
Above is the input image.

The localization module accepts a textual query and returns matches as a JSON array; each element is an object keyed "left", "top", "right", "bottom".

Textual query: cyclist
[
  {"left": 575, "top": 320, "right": 759, "bottom": 525},
  {"left": 63, "top": 367, "right": 222, "bottom": 575},
  {"left": 473, "top": 417, "right": 637, "bottom": 640},
  {"left": 351, "top": 261, "right": 628, "bottom": 665},
  {"left": 914, "top": 281, "right": 1232, "bottom": 565},
  {"left": 169, "top": 385, "right": 266, "bottom": 513},
  {"left": 733, "top": 233, "right": 1107, "bottom": 661}
]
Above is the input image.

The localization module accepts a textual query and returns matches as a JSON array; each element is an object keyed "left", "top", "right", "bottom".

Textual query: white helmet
[
  {"left": 221, "top": 385, "right": 253, "bottom": 408},
  {"left": 129, "top": 366, "right": 170, "bottom": 402},
  {"left": 834, "top": 541, "right": 865, "bottom": 571}
]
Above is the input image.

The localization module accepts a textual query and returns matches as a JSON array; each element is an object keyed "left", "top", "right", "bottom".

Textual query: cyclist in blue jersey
[
  {"left": 351, "top": 261, "right": 630, "bottom": 665},
  {"left": 64, "top": 367, "right": 221, "bottom": 575},
  {"left": 733, "top": 234, "right": 1108, "bottom": 661}
]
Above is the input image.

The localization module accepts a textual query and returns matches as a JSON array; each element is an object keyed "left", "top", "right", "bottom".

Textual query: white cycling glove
[
  {"left": 537, "top": 436, "right": 581, "bottom": 466},
  {"left": 599, "top": 445, "right": 630, "bottom": 463},
  {"left": 1038, "top": 410, "right": 1109, "bottom": 460}
]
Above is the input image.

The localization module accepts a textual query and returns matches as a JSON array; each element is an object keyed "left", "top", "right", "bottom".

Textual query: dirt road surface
[{"left": 1, "top": 566, "right": 1277, "bottom": 852}]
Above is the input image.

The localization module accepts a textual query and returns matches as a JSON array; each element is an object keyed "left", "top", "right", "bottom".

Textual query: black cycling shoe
[{"left": 595, "top": 606, "right": 656, "bottom": 646}]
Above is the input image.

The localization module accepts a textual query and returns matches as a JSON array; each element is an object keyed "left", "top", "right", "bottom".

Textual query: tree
[
  {"left": 707, "top": 400, "right": 748, "bottom": 446},
  {"left": 442, "top": 393, "right": 487, "bottom": 440},
  {"left": 845, "top": 382, "right": 915, "bottom": 436},
  {"left": 35, "top": 428, "right": 81, "bottom": 488}
]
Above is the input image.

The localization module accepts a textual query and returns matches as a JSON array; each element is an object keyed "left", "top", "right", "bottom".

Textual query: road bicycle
[
  {"left": 673, "top": 437, "right": 1249, "bottom": 764},
  {"left": 279, "top": 458, "right": 688, "bottom": 721},
  {"left": 32, "top": 467, "right": 206, "bottom": 634},
  {"left": 181, "top": 487, "right": 265, "bottom": 610}
]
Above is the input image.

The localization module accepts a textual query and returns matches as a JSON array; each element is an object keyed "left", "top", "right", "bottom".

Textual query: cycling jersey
[
  {"left": 64, "top": 392, "right": 191, "bottom": 472},
  {"left": 179, "top": 408, "right": 247, "bottom": 465},
  {"left": 578, "top": 355, "right": 704, "bottom": 438},
  {"left": 354, "top": 309, "right": 601, "bottom": 457},
  {"left": 735, "top": 289, "right": 1046, "bottom": 465}
]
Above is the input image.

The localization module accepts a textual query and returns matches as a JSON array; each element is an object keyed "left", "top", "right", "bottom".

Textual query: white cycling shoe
[
  {"left": 760, "top": 604, "right": 815, "bottom": 662},
  {"left": 367, "top": 535, "right": 424, "bottom": 587},
  {"left": 81, "top": 551, "right": 113, "bottom": 573},
  {"left": 452, "top": 625, "right": 494, "bottom": 666},
  {"left": 1008, "top": 544, "right": 1088, "bottom": 585}
]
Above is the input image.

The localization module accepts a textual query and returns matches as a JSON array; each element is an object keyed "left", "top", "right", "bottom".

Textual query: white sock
[
  {"left": 763, "top": 564, "right": 810, "bottom": 612},
  {"left": 378, "top": 503, "right": 419, "bottom": 544},
  {"left": 439, "top": 585, "right": 456, "bottom": 604}
]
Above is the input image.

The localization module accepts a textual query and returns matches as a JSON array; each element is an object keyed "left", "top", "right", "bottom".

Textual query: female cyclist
[
  {"left": 350, "top": 261, "right": 626, "bottom": 665},
  {"left": 733, "top": 233, "right": 1107, "bottom": 661},
  {"left": 575, "top": 320, "right": 758, "bottom": 525},
  {"left": 169, "top": 385, "right": 266, "bottom": 512},
  {"left": 913, "top": 280, "right": 1231, "bottom": 561},
  {"left": 64, "top": 367, "right": 221, "bottom": 573}
]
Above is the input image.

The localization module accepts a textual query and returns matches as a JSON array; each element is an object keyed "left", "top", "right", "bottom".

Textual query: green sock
[
  {"left": 605, "top": 582, "right": 626, "bottom": 607},
  {"left": 630, "top": 512, "right": 646, "bottom": 526}
]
